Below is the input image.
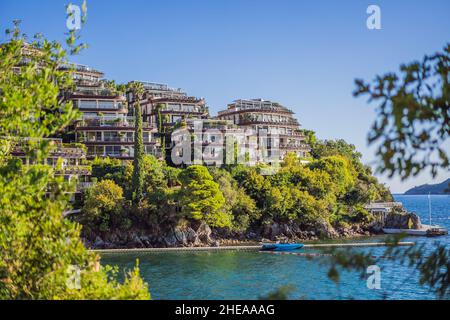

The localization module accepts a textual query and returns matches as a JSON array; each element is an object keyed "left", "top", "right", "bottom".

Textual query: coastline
[
  {"left": 82, "top": 223, "right": 378, "bottom": 250},
  {"left": 91, "top": 240, "right": 415, "bottom": 254}
]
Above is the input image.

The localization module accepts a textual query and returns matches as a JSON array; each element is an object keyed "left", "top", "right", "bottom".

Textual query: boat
[
  {"left": 261, "top": 243, "right": 304, "bottom": 251},
  {"left": 383, "top": 194, "right": 448, "bottom": 237},
  {"left": 383, "top": 225, "right": 448, "bottom": 236}
]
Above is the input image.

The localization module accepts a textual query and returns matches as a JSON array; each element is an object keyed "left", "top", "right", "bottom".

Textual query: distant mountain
[{"left": 404, "top": 178, "right": 450, "bottom": 195}]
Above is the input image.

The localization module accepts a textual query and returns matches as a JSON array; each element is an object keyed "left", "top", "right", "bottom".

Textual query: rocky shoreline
[{"left": 84, "top": 210, "right": 422, "bottom": 250}]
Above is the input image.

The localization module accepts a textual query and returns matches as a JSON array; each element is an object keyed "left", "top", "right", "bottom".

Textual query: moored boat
[
  {"left": 261, "top": 243, "right": 304, "bottom": 251},
  {"left": 383, "top": 224, "right": 448, "bottom": 237}
]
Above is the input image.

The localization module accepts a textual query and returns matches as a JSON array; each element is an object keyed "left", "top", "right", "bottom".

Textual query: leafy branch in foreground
[
  {"left": 354, "top": 44, "right": 449, "bottom": 180},
  {"left": 0, "top": 14, "right": 149, "bottom": 299},
  {"left": 318, "top": 44, "right": 450, "bottom": 300}
]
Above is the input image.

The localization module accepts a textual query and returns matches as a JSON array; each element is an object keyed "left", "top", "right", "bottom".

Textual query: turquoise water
[{"left": 101, "top": 195, "right": 450, "bottom": 300}]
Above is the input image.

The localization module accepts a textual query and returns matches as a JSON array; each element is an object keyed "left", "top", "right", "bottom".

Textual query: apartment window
[
  {"left": 168, "top": 104, "right": 181, "bottom": 111},
  {"left": 172, "top": 115, "right": 182, "bottom": 123},
  {"left": 79, "top": 100, "right": 97, "bottom": 109},
  {"left": 82, "top": 112, "right": 97, "bottom": 117},
  {"left": 96, "top": 146, "right": 105, "bottom": 155},
  {"left": 104, "top": 132, "right": 119, "bottom": 141},
  {"left": 145, "top": 145, "right": 155, "bottom": 155},
  {"left": 105, "top": 146, "right": 120, "bottom": 156},
  {"left": 182, "top": 104, "right": 195, "bottom": 112},
  {"left": 126, "top": 132, "right": 134, "bottom": 142},
  {"left": 98, "top": 101, "right": 115, "bottom": 109},
  {"left": 87, "top": 146, "right": 95, "bottom": 155}
]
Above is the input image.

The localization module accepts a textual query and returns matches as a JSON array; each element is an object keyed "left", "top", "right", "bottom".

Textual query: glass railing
[{"left": 76, "top": 119, "right": 153, "bottom": 128}]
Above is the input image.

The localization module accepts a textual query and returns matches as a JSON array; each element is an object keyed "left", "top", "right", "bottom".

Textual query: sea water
[{"left": 101, "top": 195, "right": 450, "bottom": 300}]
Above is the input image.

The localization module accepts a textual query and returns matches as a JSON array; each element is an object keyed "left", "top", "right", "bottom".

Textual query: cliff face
[
  {"left": 83, "top": 210, "right": 423, "bottom": 249},
  {"left": 84, "top": 222, "right": 220, "bottom": 249},
  {"left": 84, "top": 219, "right": 372, "bottom": 249},
  {"left": 368, "top": 211, "right": 422, "bottom": 232}
]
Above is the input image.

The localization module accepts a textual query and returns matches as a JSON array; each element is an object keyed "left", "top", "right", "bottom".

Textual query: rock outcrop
[
  {"left": 369, "top": 211, "right": 422, "bottom": 232},
  {"left": 85, "top": 209, "right": 421, "bottom": 249}
]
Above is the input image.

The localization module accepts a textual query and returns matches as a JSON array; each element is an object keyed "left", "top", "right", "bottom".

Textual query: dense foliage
[
  {"left": 354, "top": 44, "right": 449, "bottom": 180},
  {"left": 79, "top": 136, "right": 391, "bottom": 238},
  {"left": 323, "top": 43, "right": 450, "bottom": 299},
  {"left": 0, "top": 21, "right": 150, "bottom": 299}
]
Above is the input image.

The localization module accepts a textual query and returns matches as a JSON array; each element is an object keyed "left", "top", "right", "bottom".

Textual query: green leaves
[
  {"left": 0, "top": 17, "right": 150, "bottom": 299},
  {"left": 132, "top": 98, "right": 145, "bottom": 204},
  {"left": 179, "top": 165, "right": 230, "bottom": 228},
  {"left": 354, "top": 43, "right": 450, "bottom": 180}
]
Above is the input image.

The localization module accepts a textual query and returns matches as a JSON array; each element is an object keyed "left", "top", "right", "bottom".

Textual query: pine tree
[{"left": 130, "top": 82, "right": 145, "bottom": 204}]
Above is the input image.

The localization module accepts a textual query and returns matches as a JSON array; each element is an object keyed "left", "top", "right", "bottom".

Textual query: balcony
[
  {"left": 54, "top": 165, "right": 92, "bottom": 175},
  {"left": 76, "top": 117, "right": 155, "bottom": 129},
  {"left": 59, "top": 63, "right": 103, "bottom": 75},
  {"left": 279, "top": 143, "right": 310, "bottom": 150},
  {"left": 83, "top": 137, "right": 154, "bottom": 144},
  {"left": 77, "top": 182, "right": 94, "bottom": 190},
  {"left": 239, "top": 119, "right": 300, "bottom": 127},
  {"left": 12, "top": 143, "right": 86, "bottom": 159}
]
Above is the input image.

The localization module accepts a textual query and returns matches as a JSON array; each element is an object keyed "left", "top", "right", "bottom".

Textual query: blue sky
[{"left": 1, "top": 0, "right": 449, "bottom": 193}]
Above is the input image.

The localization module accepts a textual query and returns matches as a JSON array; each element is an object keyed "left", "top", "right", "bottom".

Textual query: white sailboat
[{"left": 383, "top": 194, "right": 448, "bottom": 237}]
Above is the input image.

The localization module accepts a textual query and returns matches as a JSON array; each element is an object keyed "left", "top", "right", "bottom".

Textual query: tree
[
  {"left": 267, "top": 185, "right": 326, "bottom": 222},
  {"left": 91, "top": 157, "right": 125, "bottom": 186},
  {"left": 311, "top": 139, "right": 364, "bottom": 174},
  {"left": 281, "top": 152, "right": 300, "bottom": 168},
  {"left": 0, "top": 19, "right": 149, "bottom": 299},
  {"left": 310, "top": 156, "right": 357, "bottom": 197},
  {"left": 81, "top": 180, "right": 129, "bottom": 232},
  {"left": 208, "top": 168, "right": 259, "bottom": 231},
  {"left": 325, "top": 43, "right": 450, "bottom": 299},
  {"left": 128, "top": 81, "right": 145, "bottom": 204},
  {"left": 299, "top": 129, "right": 317, "bottom": 147},
  {"left": 354, "top": 44, "right": 450, "bottom": 180},
  {"left": 155, "top": 103, "right": 167, "bottom": 160},
  {"left": 179, "top": 165, "right": 230, "bottom": 228},
  {"left": 232, "top": 166, "right": 272, "bottom": 210}
]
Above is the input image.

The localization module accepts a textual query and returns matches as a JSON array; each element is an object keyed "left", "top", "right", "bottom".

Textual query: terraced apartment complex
[
  {"left": 10, "top": 54, "right": 310, "bottom": 176},
  {"left": 216, "top": 99, "right": 310, "bottom": 159},
  {"left": 62, "top": 65, "right": 160, "bottom": 160}
]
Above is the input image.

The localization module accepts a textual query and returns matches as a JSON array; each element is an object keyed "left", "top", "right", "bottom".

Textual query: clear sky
[{"left": 1, "top": 0, "right": 449, "bottom": 193}]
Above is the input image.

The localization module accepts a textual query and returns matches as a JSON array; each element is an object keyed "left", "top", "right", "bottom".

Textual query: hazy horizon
[{"left": 1, "top": 0, "right": 449, "bottom": 193}]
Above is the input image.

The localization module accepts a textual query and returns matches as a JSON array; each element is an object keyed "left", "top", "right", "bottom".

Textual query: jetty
[{"left": 92, "top": 241, "right": 415, "bottom": 254}]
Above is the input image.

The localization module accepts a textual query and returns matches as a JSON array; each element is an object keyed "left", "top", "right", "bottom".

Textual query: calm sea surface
[{"left": 100, "top": 195, "right": 450, "bottom": 300}]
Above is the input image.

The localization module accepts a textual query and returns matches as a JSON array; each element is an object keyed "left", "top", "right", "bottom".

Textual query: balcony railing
[
  {"left": 83, "top": 137, "right": 153, "bottom": 143},
  {"left": 239, "top": 119, "right": 300, "bottom": 126},
  {"left": 54, "top": 165, "right": 92, "bottom": 175},
  {"left": 76, "top": 118, "right": 154, "bottom": 129},
  {"left": 279, "top": 143, "right": 310, "bottom": 150},
  {"left": 77, "top": 182, "right": 93, "bottom": 190}
]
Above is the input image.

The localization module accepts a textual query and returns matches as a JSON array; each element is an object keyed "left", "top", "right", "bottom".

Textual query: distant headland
[{"left": 404, "top": 178, "right": 450, "bottom": 195}]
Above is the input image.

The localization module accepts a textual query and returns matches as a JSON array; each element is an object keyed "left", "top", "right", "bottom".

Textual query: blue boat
[{"left": 261, "top": 243, "right": 304, "bottom": 251}]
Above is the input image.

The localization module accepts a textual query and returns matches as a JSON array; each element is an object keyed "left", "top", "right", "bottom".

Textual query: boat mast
[{"left": 428, "top": 192, "right": 432, "bottom": 226}]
